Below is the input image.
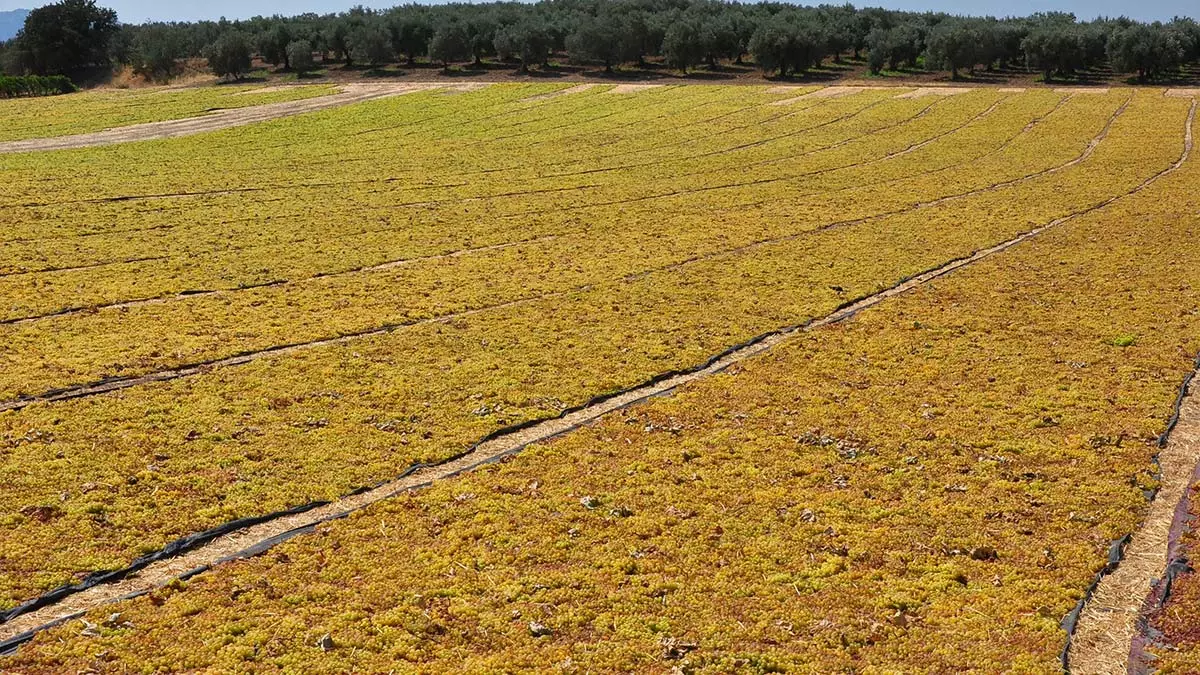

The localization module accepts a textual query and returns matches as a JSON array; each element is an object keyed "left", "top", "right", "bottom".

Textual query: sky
[{"left": 0, "top": 0, "right": 1194, "bottom": 24}]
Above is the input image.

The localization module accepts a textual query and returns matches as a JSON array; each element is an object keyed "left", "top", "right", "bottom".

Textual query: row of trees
[
  {"left": 2, "top": 0, "right": 1199, "bottom": 84},
  {"left": 918, "top": 14, "right": 1200, "bottom": 81},
  {"left": 1, "top": 0, "right": 117, "bottom": 78},
  {"left": 0, "top": 73, "right": 75, "bottom": 97}
]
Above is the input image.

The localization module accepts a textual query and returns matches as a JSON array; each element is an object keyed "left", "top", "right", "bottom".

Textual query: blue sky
[{"left": 0, "top": 0, "right": 1193, "bottom": 23}]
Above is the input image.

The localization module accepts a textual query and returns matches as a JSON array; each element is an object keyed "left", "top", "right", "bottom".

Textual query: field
[
  {"left": 0, "top": 84, "right": 336, "bottom": 142},
  {"left": 0, "top": 82, "right": 1198, "bottom": 672}
]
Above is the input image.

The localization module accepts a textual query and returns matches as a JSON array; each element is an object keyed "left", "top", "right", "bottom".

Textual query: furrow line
[
  {"left": 500, "top": 92, "right": 1131, "bottom": 220},
  {"left": 0, "top": 234, "right": 565, "bottom": 325},
  {"left": 666, "top": 93, "right": 1004, "bottom": 188},
  {"left": 0, "top": 289, "right": 580, "bottom": 415},
  {"left": 536, "top": 91, "right": 900, "bottom": 179},
  {"left": 466, "top": 84, "right": 700, "bottom": 145},
  {"left": 0, "top": 98, "right": 1135, "bottom": 407},
  {"left": 7, "top": 177, "right": 571, "bottom": 210},
  {"left": 462, "top": 90, "right": 1121, "bottom": 228},
  {"left": 5, "top": 177, "right": 466, "bottom": 209},
  {"left": 0, "top": 255, "right": 167, "bottom": 279},
  {"left": 834, "top": 95, "right": 1007, "bottom": 167}
]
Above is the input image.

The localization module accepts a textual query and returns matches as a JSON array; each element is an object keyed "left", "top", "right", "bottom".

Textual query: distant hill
[{"left": 0, "top": 9, "right": 29, "bottom": 42}]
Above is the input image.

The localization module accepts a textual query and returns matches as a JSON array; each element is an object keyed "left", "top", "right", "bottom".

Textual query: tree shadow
[
  {"left": 764, "top": 68, "right": 847, "bottom": 83},
  {"left": 579, "top": 68, "right": 670, "bottom": 81},
  {"left": 1036, "top": 68, "right": 1113, "bottom": 86},
  {"left": 537, "top": 61, "right": 595, "bottom": 75},
  {"left": 362, "top": 67, "right": 407, "bottom": 78},
  {"left": 469, "top": 60, "right": 519, "bottom": 71},
  {"left": 215, "top": 75, "right": 269, "bottom": 85},
  {"left": 696, "top": 62, "right": 755, "bottom": 74},
  {"left": 1119, "top": 70, "right": 1200, "bottom": 86},
  {"left": 946, "top": 69, "right": 1013, "bottom": 84},
  {"left": 676, "top": 70, "right": 739, "bottom": 81},
  {"left": 818, "top": 60, "right": 857, "bottom": 72},
  {"left": 511, "top": 69, "right": 569, "bottom": 79},
  {"left": 867, "top": 66, "right": 926, "bottom": 79},
  {"left": 436, "top": 65, "right": 514, "bottom": 77},
  {"left": 395, "top": 60, "right": 447, "bottom": 71}
]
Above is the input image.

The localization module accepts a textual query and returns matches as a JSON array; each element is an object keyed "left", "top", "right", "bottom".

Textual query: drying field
[{"left": 1, "top": 82, "right": 1199, "bottom": 672}]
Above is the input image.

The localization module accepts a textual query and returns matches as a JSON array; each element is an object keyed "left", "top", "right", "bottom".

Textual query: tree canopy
[
  {"left": 204, "top": 31, "right": 252, "bottom": 80},
  {"left": 4, "top": 1, "right": 1198, "bottom": 85},
  {"left": 8, "top": 0, "right": 118, "bottom": 76}
]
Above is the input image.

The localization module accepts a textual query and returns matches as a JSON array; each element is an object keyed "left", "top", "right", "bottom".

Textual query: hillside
[{"left": 0, "top": 9, "right": 28, "bottom": 42}]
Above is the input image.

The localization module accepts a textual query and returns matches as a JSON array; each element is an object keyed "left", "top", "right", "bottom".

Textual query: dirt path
[
  {"left": 1058, "top": 98, "right": 1197, "bottom": 675},
  {"left": 1, "top": 100, "right": 1192, "bottom": 647},
  {"left": 0, "top": 83, "right": 479, "bottom": 153}
]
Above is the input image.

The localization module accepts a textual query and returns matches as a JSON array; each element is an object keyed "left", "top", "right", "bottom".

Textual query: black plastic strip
[
  {"left": 0, "top": 611, "right": 83, "bottom": 656},
  {"left": 0, "top": 499, "right": 327, "bottom": 625},
  {"left": 1060, "top": 534, "right": 1133, "bottom": 671},
  {"left": 1157, "top": 356, "right": 1200, "bottom": 448}
]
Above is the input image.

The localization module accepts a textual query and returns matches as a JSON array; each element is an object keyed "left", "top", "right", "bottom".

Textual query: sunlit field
[{"left": 1, "top": 82, "right": 1198, "bottom": 671}]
